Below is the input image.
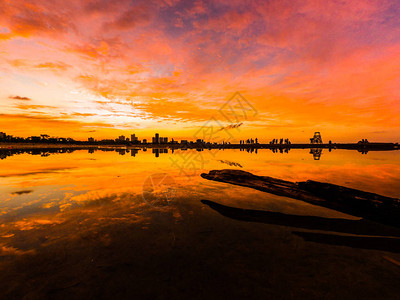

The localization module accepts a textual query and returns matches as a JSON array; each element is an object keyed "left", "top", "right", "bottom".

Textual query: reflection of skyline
[
  {"left": 310, "top": 148, "right": 323, "bottom": 160},
  {"left": 0, "top": 146, "right": 327, "bottom": 161},
  {"left": 0, "top": 146, "right": 393, "bottom": 161},
  {"left": 2, "top": 148, "right": 400, "bottom": 201}
]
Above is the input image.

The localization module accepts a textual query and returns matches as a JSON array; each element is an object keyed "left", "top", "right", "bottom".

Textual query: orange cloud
[{"left": 34, "top": 62, "right": 70, "bottom": 71}]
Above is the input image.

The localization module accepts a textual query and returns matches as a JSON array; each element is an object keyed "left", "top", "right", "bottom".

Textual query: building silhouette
[
  {"left": 131, "top": 134, "right": 138, "bottom": 143},
  {"left": 152, "top": 133, "right": 169, "bottom": 144},
  {"left": 310, "top": 132, "right": 323, "bottom": 144}
]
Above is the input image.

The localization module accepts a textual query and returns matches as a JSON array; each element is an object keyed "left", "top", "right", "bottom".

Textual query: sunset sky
[{"left": 1, "top": 0, "right": 399, "bottom": 142}]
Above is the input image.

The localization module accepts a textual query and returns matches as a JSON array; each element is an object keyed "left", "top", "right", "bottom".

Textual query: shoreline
[{"left": 0, "top": 142, "right": 399, "bottom": 151}]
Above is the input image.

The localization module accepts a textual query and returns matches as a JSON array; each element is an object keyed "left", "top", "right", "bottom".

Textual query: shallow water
[{"left": 1, "top": 148, "right": 400, "bottom": 298}]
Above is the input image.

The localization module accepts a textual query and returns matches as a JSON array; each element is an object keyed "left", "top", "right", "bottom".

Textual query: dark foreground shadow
[{"left": 201, "top": 200, "right": 400, "bottom": 253}]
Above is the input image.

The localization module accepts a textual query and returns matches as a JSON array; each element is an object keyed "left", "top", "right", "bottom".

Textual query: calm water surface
[{"left": 0, "top": 148, "right": 400, "bottom": 299}]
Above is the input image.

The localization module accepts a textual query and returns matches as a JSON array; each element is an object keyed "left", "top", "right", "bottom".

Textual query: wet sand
[{"left": 1, "top": 195, "right": 400, "bottom": 299}]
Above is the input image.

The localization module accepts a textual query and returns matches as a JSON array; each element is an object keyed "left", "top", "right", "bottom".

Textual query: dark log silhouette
[
  {"left": 200, "top": 200, "right": 400, "bottom": 237},
  {"left": 201, "top": 200, "right": 400, "bottom": 253},
  {"left": 292, "top": 231, "right": 400, "bottom": 253},
  {"left": 201, "top": 170, "right": 400, "bottom": 228}
]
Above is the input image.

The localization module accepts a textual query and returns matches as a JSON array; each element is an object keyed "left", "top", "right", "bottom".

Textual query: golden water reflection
[{"left": 1, "top": 148, "right": 399, "bottom": 251}]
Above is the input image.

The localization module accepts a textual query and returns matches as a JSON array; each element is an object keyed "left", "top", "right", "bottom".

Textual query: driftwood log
[{"left": 201, "top": 170, "right": 400, "bottom": 228}]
